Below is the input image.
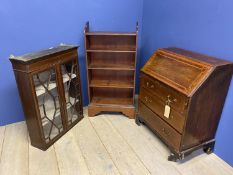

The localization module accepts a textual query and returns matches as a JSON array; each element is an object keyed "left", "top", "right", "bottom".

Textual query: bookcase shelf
[
  {"left": 90, "top": 79, "right": 134, "bottom": 89},
  {"left": 84, "top": 22, "right": 138, "bottom": 119},
  {"left": 88, "top": 62, "right": 135, "bottom": 70},
  {"left": 91, "top": 97, "right": 133, "bottom": 106}
]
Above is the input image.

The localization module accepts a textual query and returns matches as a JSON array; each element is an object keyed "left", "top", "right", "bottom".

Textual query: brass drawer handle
[
  {"left": 166, "top": 95, "right": 172, "bottom": 105},
  {"left": 144, "top": 96, "right": 152, "bottom": 103},
  {"left": 166, "top": 95, "right": 177, "bottom": 104},
  {"left": 162, "top": 128, "right": 170, "bottom": 136},
  {"left": 155, "top": 81, "right": 161, "bottom": 87},
  {"left": 146, "top": 81, "right": 155, "bottom": 89}
]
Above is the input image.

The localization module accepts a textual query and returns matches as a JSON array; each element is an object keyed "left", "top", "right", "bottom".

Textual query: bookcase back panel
[
  {"left": 91, "top": 88, "right": 133, "bottom": 98},
  {"left": 91, "top": 69, "right": 134, "bottom": 82},
  {"left": 86, "top": 35, "right": 136, "bottom": 51},
  {"left": 87, "top": 52, "right": 135, "bottom": 68},
  {"left": 91, "top": 88, "right": 133, "bottom": 106}
]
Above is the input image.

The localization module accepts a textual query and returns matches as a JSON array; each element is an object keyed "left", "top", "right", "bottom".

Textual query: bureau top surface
[
  {"left": 9, "top": 45, "right": 78, "bottom": 64},
  {"left": 141, "top": 48, "right": 232, "bottom": 96}
]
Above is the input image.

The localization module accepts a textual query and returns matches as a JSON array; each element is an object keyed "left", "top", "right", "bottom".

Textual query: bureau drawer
[
  {"left": 138, "top": 101, "right": 181, "bottom": 151},
  {"left": 139, "top": 87, "right": 185, "bottom": 133},
  {"left": 140, "top": 74, "right": 188, "bottom": 113}
]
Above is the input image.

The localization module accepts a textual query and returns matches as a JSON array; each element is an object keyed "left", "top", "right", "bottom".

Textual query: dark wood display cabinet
[
  {"left": 10, "top": 45, "right": 84, "bottom": 150},
  {"left": 84, "top": 22, "right": 138, "bottom": 119},
  {"left": 137, "top": 47, "right": 233, "bottom": 161}
]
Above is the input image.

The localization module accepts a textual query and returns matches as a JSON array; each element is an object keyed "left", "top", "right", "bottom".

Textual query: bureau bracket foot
[
  {"left": 168, "top": 139, "right": 215, "bottom": 162},
  {"left": 203, "top": 141, "right": 215, "bottom": 154},
  {"left": 168, "top": 152, "right": 184, "bottom": 162},
  {"left": 135, "top": 114, "right": 145, "bottom": 126},
  {"left": 135, "top": 113, "right": 141, "bottom": 126}
]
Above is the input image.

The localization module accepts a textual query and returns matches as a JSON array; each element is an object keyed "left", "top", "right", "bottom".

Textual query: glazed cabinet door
[
  {"left": 32, "top": 66, "right": 65, "bottom": 143},
  {"left": 60, "top": 59, "right": 83, "bottom": 127}
]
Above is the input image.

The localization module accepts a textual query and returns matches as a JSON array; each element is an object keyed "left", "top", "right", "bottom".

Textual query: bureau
[{"left": 137, "top": 47, "right": 233, "bottom": 161}]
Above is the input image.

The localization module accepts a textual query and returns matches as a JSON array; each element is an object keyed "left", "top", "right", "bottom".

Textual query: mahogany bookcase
[{"left": 84, "top": 22, "right": 138, "bottom": 118}]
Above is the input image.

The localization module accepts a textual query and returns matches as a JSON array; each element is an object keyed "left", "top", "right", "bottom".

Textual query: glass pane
[
  {"left": 33, "top": 69, "right": 63, "bottom": 143},
  {"left": 61, "top": 60, "right": 82, "bottom": 126}
]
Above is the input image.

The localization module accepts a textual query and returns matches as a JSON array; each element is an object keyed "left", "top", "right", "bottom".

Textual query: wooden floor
[{"left": 0, "top": 109, "right": 233, "bottom": 175}]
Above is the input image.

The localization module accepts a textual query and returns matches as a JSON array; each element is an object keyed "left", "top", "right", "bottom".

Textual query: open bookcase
[{"left": 84, "top": 22, "right": 138, "bottom": 118}]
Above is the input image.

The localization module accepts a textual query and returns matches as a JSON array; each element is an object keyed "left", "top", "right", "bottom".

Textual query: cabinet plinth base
[{"left": 88, "top": 104, "right": 135, "bottom": 119}]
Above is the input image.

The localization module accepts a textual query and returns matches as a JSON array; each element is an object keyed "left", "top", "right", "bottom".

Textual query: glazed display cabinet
[{"left": 10, "top": 45, "right": 83, "bottom": 150}]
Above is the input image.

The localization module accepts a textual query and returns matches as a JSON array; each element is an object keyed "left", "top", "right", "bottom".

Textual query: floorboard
[
  {"left": 73, "top": 117, "right": 120, "bottom": 175},
  {"left": 0, "top": 122, "right": 28, "bottom": 175},
  {"left": 29, "top": 144, "right": 59, "bottom": 175},
  {"left": 54, "top": 130, "right": 90, "bottom": 175},
  {"left": 0, "top": 111, "right": 232, "bottom": 175},
  {"left": 0, "top": 126, "right": 5, "bottom": 161},
  {"left": 89, "top": 115, "right": 151, "bottom": 175},
  {"left": 201, "top": 154, "right": 233, "bottom": 175},
  {"left": 107, "top": 114, "right": 181, "bottom": 175}
]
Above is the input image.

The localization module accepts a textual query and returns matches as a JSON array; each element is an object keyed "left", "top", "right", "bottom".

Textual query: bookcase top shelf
[
  {"left": 85, "top": 32, "right": 136, "bottom": 36},
  {"left": 86, "top": 49, "right": 136, "bottom": 53}
]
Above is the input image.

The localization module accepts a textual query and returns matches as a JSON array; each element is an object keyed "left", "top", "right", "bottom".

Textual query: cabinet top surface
[
  {"left": 141, "top": 48, "right": 232, "bottom": 96},
  {"left": 9, "top": 45, "right": 78, "bottom": 64}
]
